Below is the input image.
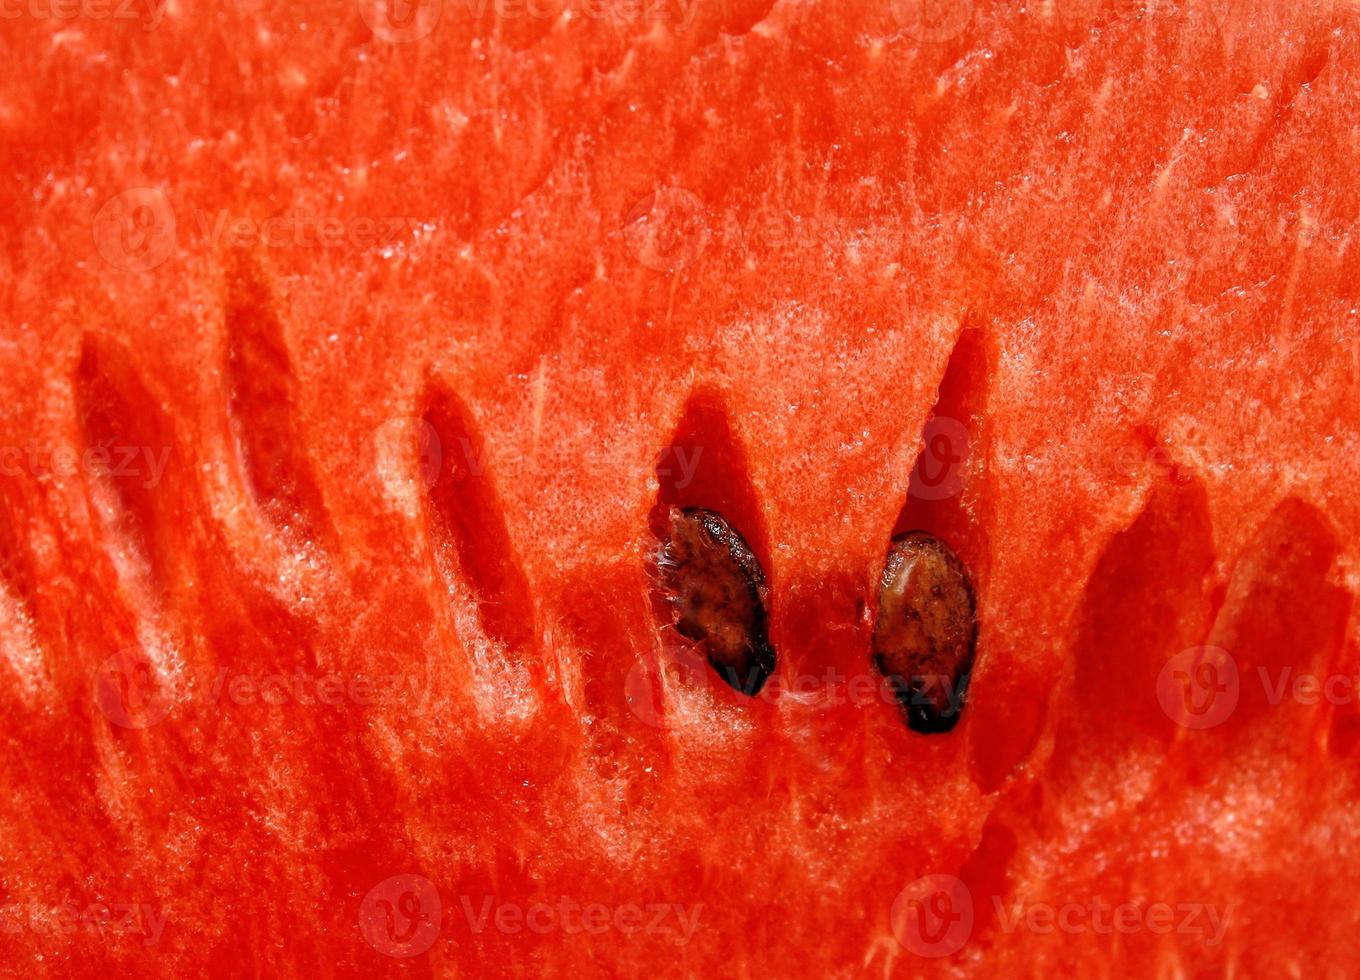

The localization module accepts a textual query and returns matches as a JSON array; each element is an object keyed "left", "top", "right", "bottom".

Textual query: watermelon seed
[
  {"left": 655, "top": 506, "right": 775, "bottom": 696},
  {"left": 872, "top": 530, "right": 977, "bottom": 733}
]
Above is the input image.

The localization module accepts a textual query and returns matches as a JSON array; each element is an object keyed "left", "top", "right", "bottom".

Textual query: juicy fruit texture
[
  {"left": 872, "top": 531, "right": 977, "bottom": 733},
  {"left": 654, "top": 507, "right": 775, "bottom": 696},
  {"left": 2, "top": 0, "right": 1360, "bottom": 977}
]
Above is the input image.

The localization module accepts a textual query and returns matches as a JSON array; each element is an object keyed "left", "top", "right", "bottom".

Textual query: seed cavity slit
[
  {"left": 224, "top": 258, "right": 330, "bottom": 546},
  {"left": 893, "top": 324, "right": 988, "bottom": 561},
  {"left": 1051, "top": 477, "right": 1216, "bottom": 778},
  {"left": 878, "top": 327, "right": 989, "bottom": 734},
  {"left": 75, "top": 336, "right": 176, "bottom": 596},
  {"left": 648, "top": 390, "right": 775, "bottom": 696},
  {"left": 422, "top": 384, "right": 534, "bottom": 658},
  {"left": 1207, "top": 496, "right": 1350, "bottom": 728}
]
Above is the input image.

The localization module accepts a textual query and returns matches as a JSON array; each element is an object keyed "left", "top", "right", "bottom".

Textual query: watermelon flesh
[{"left": 2, "top": 0, "right": 1359, "bottom": 974}]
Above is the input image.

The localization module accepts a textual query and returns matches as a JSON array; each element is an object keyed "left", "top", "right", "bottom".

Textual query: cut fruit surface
[{"left": 1, "top": 0, "right": 1359, "bottom": 975}]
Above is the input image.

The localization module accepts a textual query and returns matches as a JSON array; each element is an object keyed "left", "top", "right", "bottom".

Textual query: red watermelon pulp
[{"left": 2, "top": 0, "right": 1359, "bottom": 974}]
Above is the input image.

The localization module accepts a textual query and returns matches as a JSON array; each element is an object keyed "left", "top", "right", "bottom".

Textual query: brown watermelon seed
[
  {"left": 655, "top": 506, "right": 775, "bottom": 696},
  {"left": 872, "top": 531, "right": 977, "bottom": 733}
]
